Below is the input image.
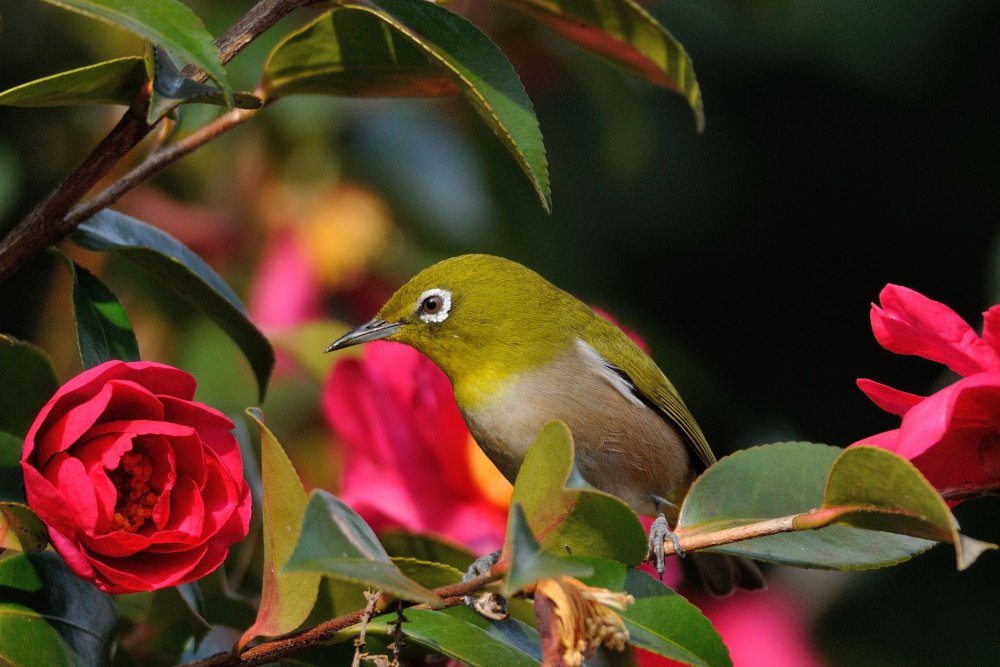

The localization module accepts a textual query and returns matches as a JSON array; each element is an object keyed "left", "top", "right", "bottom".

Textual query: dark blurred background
[{"left": 1, "top": 1, "right": 998, "bottom": 664}]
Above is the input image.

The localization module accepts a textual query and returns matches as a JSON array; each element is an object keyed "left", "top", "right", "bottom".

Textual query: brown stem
[
  {"left": 182, "top": 572, "right": 502, "bottom": 667},
  {"left": 0, "top": 0, "right": 312, "bottom": 283},
  {"left": 663, "top": 515, "right": 799, "bottom": 555},
  {"left": 939, "top": 479, "right": 1000, "bottom": 502}
]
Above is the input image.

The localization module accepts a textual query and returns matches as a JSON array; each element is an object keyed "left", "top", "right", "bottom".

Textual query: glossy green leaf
[
  {"left": 0, "top": 431, "right": 25, "bottom": 502},
  {"left": 266, "top": 1, "right": 550, "bottom": 212},
  {"left": 36, "top": 0, "right": 228, "bottom": 94},
  {"left": 145, "top": 45, "right": 260, "bottom": 124},
  {"left": 0, "top": 552, "right": 115, "bottom": 667},
  {"left": 52, "top": 252, "right": 140, "bottom": 367},
  {"left": 511, "top": 421, "right": 647, "bottom": 565},
  {"left": 285, "top": 490, "right": 440, "bottom": 604},
  {"left": 73, "top": 210, "right": 274, "bottom": 400},
  {"left": 0, "top": 502, "right": 48, "bottom": 553},
  {"left": 379, "top": 531, "right": 477, "bottom": 571},
  {"left": 678, "top": 443, "right": 935, "bottom": 569},
  {"left": 505, "top": 503, "right": 593, "bottom": 595},
  {"left": 239, "top": 409, "right": 321, "bottom": 647},
  {"left": 356, "top": 607, "right": 542, "bottom": 666},
  {"left": 0, "top": 335, "right": 58, "bottom": 438},
  {"left": 620, "top": 569, "right": 730, "bottom": 667},
  {"left": 811, "top": 446, "right": 996, "bottom": 570},
  {"left": 0, "top": 56, "right": 146, "bottom": 107},
  {"left": 500, "top": 0, "right": 704, "bottom": 131},
  {"left": 262, "top": 8, "right": 459, "bottom": 99}
]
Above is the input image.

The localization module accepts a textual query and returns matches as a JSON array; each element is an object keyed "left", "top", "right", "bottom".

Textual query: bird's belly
[{"left": 460, "top": 352, "right": 695, "bottom": 518}]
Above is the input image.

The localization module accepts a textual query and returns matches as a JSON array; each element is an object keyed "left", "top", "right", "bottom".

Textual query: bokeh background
[{"left": 1, "top": 1, "right": 998, "bottom": 665}]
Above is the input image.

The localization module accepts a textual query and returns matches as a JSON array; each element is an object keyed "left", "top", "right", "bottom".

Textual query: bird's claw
[
  {"left": 646, "top": 514, "right": 684, "bottom": 579},
  {"left": 462, "top": 550, "right": 508, "bottom": 620}
]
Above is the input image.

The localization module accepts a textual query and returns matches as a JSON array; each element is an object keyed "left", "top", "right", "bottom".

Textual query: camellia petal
[
  {"left": 871, "top": 284, "right": 1000, "bottom": 376},
  {"left": 21, "top": 360, "right": 250, "bottom": 593},
  {"left": 856, "top": 378, "right": 924, "bottom": 417},
  {"left": 981, "top": 305, "right": 1000, "bottom": 357}
]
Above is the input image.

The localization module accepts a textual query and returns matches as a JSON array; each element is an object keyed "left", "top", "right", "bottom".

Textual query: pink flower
[
  {"left": 636, "top": 588, "right": 821, "bottom": 667},
  {"left": 853, "top": 284, "right": 1000, "bottom": 498},
  {"left": 21, "top": 361, "right": 252, "bottom": 594},
  {"left": 322, "top": 342, "right": 510, "bottom": 553}
]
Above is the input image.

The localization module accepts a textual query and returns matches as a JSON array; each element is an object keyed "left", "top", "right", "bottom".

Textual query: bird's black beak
[{"left": 325, "top": 318, "right": 403, "bottom": 352}]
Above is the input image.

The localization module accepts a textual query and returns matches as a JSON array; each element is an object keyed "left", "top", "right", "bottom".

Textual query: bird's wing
[{"left": 583, "top": 316, "right": 717, "bottom": 471}]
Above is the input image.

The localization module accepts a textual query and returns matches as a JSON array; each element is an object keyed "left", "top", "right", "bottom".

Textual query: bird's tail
[{"left": 691, "top": 552, "right": 767, "bottom": 597}]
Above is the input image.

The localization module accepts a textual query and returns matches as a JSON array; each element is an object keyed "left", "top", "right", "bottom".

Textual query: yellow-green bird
[{"left": 327, "top": 254, "right": 764, "bottom": 596}]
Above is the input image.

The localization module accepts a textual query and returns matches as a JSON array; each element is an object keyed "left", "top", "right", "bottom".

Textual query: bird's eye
[
  {"left": 422, "top": 295, "right": 442, "bottom": 313},
  {"left": 416, "top": 288, "right": 452, "bottom": 323}
]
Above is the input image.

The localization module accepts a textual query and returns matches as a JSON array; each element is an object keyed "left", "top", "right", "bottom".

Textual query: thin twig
[
  {"left": 181, "top": 571, "right": 502, "bottom": 667},
  {"left": 0, "top": 0, "right": 312, "bottom": 283}
]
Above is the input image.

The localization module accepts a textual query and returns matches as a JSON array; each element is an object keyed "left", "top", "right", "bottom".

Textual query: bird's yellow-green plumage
[{"left": 328, "top": 254, "right": 764, "bottom": 595}]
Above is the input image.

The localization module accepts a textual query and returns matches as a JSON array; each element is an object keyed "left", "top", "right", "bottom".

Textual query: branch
[
  {"left": 0, "top": 0, "right": 312, "bottom": 283},
  {"left": 182, "top": 572, "right": 503, "bottom": 667}
]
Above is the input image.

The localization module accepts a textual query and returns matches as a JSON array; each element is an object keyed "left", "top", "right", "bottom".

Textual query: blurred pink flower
[
  {"left": 322, "top": 341, "right": 510, "bottom": 553},
  {"left": 637, "top": 588, "right": 821, "bottom": 667},
  {"left": 852, "top": 284, "right": 1000, "bottom": 499},
  {"left": 248, "top": 229, "right": 324, "bottom": 331}
]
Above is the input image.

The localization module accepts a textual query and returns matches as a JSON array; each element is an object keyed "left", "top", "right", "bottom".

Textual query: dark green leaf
[
  {"left": 285, "top": 490, "right": 440, "bottom": 604},
  {"left": 379, "top": 531, "right": 477, "bottom": 572},
  {"left": 355, "top": 607, "right": 541, "bottom": 666},
  {"left": 620, "top": 569, "right": 730, "bottom": 667},
  {"left": 0, "top": 335, "right": 58, "bottom": 438},
  {"left": 0, "top": 502, "right": 48, "bottom": 553},
  {"left": 267, "top": 1, "right": 550, "bottom": 211},
  {"left": 0, "top": 431, "right": 25, "bottom": 502},
  {"left": 511, "top": 421, "right": 647, "bottom": 565},
  {"left": 505, "top": 503, "right": 593, "bottom": 595},
  {"left": 239, "top": 409, "right": 321, "bottom": 647},
  {"left": 0, "top": 57, "right": 146, "bottom": 107},
  {"left": 0, "top": 552, "right": 115, "bottom": 667},
  {"left": 262, "top": 9, "right": 459, "bottom": 99},
  {"left": 174, "top": 583, "right": 211, "bottom": 641},
  {"left": 73, "top": 210, "right": 274, "bottom": 400},
  {"left": 36, "top": 0, "right": 228, "bottom": 94},
  {"left": 180, "top": 625, "right": 242, "bottom": 662},
  {"left": 52, "top": 252, "right": 140, "bottom": 367},
  {"left": 500, "top": 0, "right": 704, "bottom": 131},
  {"left": 145, "top": 45, "right": 260, "bottom": 123},
  {"left": 678, "top": 442, "right": 935, "bottom": 569}
]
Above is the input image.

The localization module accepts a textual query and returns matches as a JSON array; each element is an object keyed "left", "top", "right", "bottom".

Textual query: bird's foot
[
  {"left": 646, "top": 514, "right": 684, "bottom": 580},
  {"left": 462, "top": 550, "right": 508, "bottom": 620}
]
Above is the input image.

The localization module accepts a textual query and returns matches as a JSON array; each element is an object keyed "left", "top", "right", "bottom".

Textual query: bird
[{"left": 326, "top": 254, "right": 764, "bottom": 597}]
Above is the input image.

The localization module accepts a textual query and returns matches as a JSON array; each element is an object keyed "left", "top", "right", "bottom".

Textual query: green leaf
[
  {"left": 0, "top": 552, "right": 116, "bottom": 667},
  {"left": 810, "top": 446, "right": 997, "bottom": 570},
  {"left": 52, "top": 251, "right": 140, "bottom": 367},
  {"left": 73, "top": 209, "right": 274, "bottom": 400},
  {"left": 357, "top": 607, "right": 542, "bottom": 666},
  {"left": 500, "top": 0, "right": 704, "bottom": 131},
  {"left": 392, "top": 557, "right": 464, "bottom": 590},
  {"left": 145, "top": 45, "right": 260, "bottom": 124},
  {"left": 380, "top": 530, "right": 476, "bottom": 572},
  {"left": 0, "top": 335, "right": 58, "bottom": 438},
  {"left": 36, "top": 0, "right": 228, "bottom": 95},
  {"left": 263, "top": 8, "right": 459, "bottom": 99},
  {"left": 239, "top": 409, "right": 321, "bottom": 647},
  {"left": 0, "top": 431, "right": 25, "bottom": 502},
  {"left": 0, "top": 56, "right": 146, "bottom": 107},
  {"left": 620, "top": 569, "right": 730, "bottom": 667},
  {"left": 265, "top": 1, "right": 550, "bottom": 212},
  {"left": 510, "top": 421, "right": 647, "bottom": 565},
  {"left": 0, "top": 502, "right": 48, "bottom": 553},
  {"left": 678, "top": 442, "right": 935, "bottom": 569},
  {"left": 505, "top": 503, "right": 593, "bottom": 595},
  {"left": 284, "top": 489, "right": 440, "bottom": 605}
]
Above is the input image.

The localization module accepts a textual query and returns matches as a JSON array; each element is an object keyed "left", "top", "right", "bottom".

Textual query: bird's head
[{"left": 327, "top": 254, "right": 585, "bottom": 390}]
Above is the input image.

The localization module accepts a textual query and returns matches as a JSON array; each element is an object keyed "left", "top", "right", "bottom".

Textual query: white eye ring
[{"left": 416, "top": 288, "right": 452, "bottom": 323}]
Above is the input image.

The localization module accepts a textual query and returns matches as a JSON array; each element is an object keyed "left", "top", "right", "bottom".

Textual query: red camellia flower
[
  {"left": 853, "top": 284, "right": 1000, "bottom": 498},
  {"left": 20, "top": 361, "right": 252, "bottom": 594}
]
